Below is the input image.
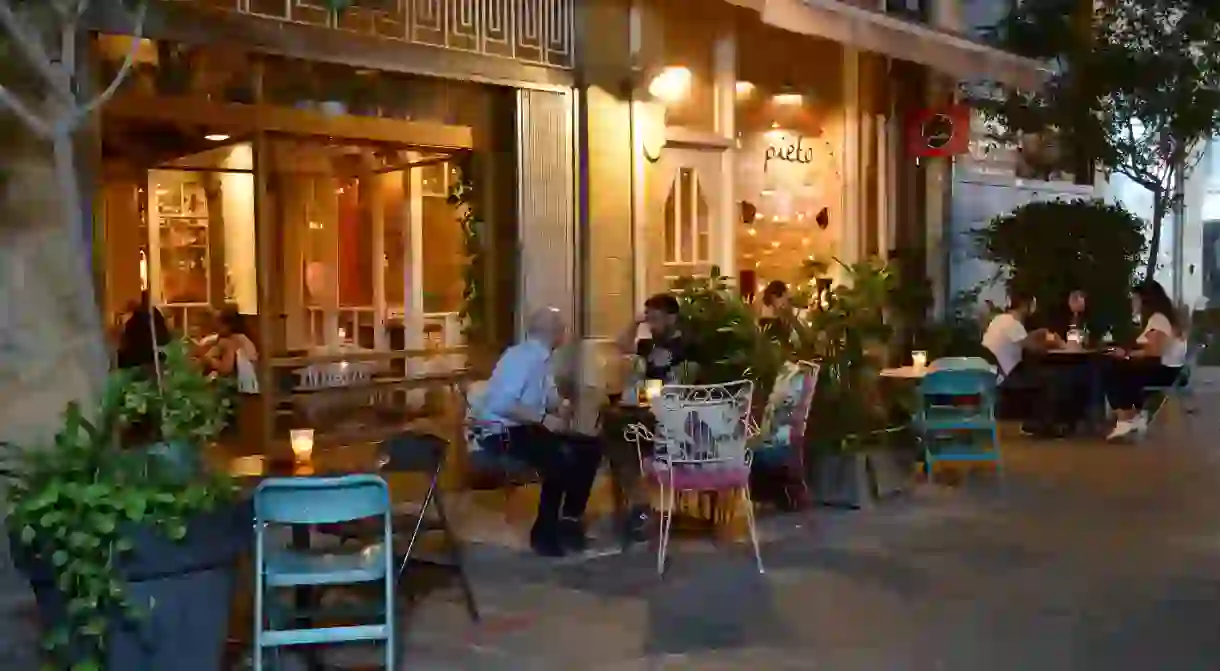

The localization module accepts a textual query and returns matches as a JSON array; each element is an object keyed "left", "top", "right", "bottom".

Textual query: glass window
[{"left": 664, "top": 167, "right": 712, "bottom": 265}]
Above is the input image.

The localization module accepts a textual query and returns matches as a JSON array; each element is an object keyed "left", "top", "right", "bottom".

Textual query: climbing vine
[{"left": 447, "top": 155, "right": 488, "bottom": 346}]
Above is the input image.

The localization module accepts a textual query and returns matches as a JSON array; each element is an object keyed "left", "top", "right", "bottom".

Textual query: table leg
[{"left": 290, "top": 524, "right": 323, "bottom": 671}]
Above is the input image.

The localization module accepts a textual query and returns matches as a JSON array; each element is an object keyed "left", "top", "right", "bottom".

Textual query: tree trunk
[{"left": 1145, "top": 194, "right": 1166, "bottom": 283}]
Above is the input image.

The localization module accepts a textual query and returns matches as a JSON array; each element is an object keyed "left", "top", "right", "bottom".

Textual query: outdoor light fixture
[
  {"left": 735, "top": 81, "right": 755, "bottom": 97},
  {"left": 772, "top": 92, "right": 803, "bottom": 106},
  {"left": 648, "top": 66, "right": 692, "bottom": 103},
  {"left": 204, "top": 133, "right": 230, "bottom": 142}
]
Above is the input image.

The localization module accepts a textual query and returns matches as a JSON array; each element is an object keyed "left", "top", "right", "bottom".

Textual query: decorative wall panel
[
  {"left": 167, "top": 0, "right": 574, "bottom": 68},
  {"left": 516, "top": 89, "right": 575, "bottom": 329}
]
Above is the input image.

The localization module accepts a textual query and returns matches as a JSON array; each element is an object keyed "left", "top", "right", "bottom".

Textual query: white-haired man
[{"left": 476, "top": 308, "right": 604, "bottom": 557}]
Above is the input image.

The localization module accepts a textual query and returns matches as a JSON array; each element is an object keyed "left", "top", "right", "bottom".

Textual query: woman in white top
[
  {"left": 201, "top": 307, "right": 259, "bottom": 393},
  {"left": 1103, "top": 280, "right": 1186, "bottom": 440}
]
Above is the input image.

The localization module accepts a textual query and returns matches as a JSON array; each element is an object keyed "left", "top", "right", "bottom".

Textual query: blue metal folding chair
[
  {"left": 253, "top": 475, "right": 395, "bottom": 670},
  {"left": 916, "top": 368, "right": 1002, "bottom": 478},
  {"left": 1146, "top": 337, "right": 1208, "bottom": 424}
]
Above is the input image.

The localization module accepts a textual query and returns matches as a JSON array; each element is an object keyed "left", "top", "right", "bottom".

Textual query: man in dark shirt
[{"left": 616, "top": 293, "right": 696, "bottom": 382}]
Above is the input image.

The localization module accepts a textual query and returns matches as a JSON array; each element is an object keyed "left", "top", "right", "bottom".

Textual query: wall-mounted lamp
[
  {"left": 735, "top": 81, "right": 755, "bottom": 98},
  {"left": 773, "top": 92, "right": 804, "bottom": 106},
  {"left": 648, "top": 66, "right": 692, "bottom": 104}
]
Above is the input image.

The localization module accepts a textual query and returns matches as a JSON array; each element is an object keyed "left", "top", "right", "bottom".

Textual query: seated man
[
  {"left": 616, "top": 293, "right": 698, "bottom": 383},
  {"left": 982, "top": 290, "right": 1074, "bottom": 437},
  {"left": 475, "top": 307, "right": 603, "bottom": 557}
]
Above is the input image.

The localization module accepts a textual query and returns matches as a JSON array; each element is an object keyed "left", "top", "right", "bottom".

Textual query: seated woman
[
  {"left": 1103, "top": 281, "right": 1187, "bottom": 441},
  {"left": 200, "top": 307, "right": 259, "bottom": 393},
  {"left": 758, "top": 280, "right": 794, "bottom": 345}
]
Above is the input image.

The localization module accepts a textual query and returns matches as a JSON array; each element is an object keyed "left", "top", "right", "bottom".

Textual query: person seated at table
[
  {"left": 1042, "top": 288, "right": 1089, "bottom": 341},
  {"left": 476, "top": 307, "right": 604, "bottom": 557},
  {"left": 616, "top": 292, "right": 698, "bottom": 383},
  {"left": 1102, "top": 281, "right": 1187, "bottom": 441},
  {"left": 116, "top": 291, "right": 171, "bottom": 371},
  {"left": 758, "top": 280, "right": 795, "bottom": 345},
  {"left": 200, "top": 307, "right": 259, "bottom": 392},
  {"left": 982, "top": 290, "right": 1072, "bottom": 437}
]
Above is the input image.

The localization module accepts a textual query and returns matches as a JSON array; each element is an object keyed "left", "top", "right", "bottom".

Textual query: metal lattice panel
[{"left": 171, "top": 0, "right": 574, "bottom": 68}]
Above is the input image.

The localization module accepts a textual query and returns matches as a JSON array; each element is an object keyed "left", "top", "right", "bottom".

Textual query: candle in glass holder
[
  {"left": 290, "top": 428, "right": 315, "bottom": 464},
  {"left": 911, "top": 350, "right": 928, "bottom": 370},
  {"left": 644, "top": 379, "right": 663, "bottom": 403}
]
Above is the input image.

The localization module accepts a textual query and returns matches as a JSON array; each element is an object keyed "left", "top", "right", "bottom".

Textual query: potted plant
[
  {"left": 5, "top": 341, "right": 250, "bottom": 670},
  {"left": 798, "top": 258, "right": 908, "bottom": 507}
]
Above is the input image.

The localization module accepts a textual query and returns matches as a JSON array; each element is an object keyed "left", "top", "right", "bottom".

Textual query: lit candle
[
  {"left": 644, "top": 379, "right": 663, "bottom": 402},
  {"left": 290, "top": 428, "right": 314, "bottom": 464},
  {"left": 911, "top": 350, "right": 928, "bottom": 370}
]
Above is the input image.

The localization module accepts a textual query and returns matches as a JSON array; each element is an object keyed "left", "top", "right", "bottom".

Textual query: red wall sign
[{"left": 907, "top": 105, "right": 970, "bottom": 158}]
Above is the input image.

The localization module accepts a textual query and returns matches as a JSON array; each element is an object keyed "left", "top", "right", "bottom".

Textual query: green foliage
[
  {"left": 447, "top": 156, "right": 488, "bottom": 347},
  {"left": 670, "top": 269, "right": 783, "bottom": 395},
  {"left": 798, "top": 258, "right": 897, "bottom": 453},
  {"left": 976, "top": 0, "right": 1220, "bottom": 274},
  {"left": 5, "top": 345, "right": 237, "bottom": 669},
  {"left": 974, "top": 198, "right": 1146, "bottom": 339}
]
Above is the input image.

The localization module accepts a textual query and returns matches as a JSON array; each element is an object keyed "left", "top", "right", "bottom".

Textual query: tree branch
[
  {"left": 0, "top": 0, "right": 72, "bottom": 99},
  {"left": 68, "top": 0, "right": 148, "bottom": 130},
  {"left": 0, "top": 83, "right": 51, "bottom": 137}
]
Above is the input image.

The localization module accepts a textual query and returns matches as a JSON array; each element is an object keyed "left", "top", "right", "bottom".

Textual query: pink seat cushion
[{"left": 643, "top": 458, "right": 749, "bottom": 491}]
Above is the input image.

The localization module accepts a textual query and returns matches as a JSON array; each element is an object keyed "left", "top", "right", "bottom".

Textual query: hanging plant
[{"left": 447, "top": 155, "right": 488, "bottom": 345}]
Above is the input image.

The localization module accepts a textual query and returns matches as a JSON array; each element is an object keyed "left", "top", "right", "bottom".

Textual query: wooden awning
[{"left": 728, "top": 0, "right": 1050, "bottom": 90}]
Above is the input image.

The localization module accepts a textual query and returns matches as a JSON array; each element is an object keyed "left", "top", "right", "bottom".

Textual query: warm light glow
[
  {"left": 747, "top": 227, "right": 757, "bottom": 236},
  {"left": 735, "top": 81, "right": 755, "bottom": 97},
  {"left": 204, "top": 133, "right": 230, "bottom": 142},
  {"left": 290, "top": 429, "right": 315, "bottom": 464},
  {"left": 771, "top": 241, "right": 780, "bottom": 248},
  {"left": 912, "top": 350, "right": 928, "bottom": 370},
  {"left": 645, "top": 379, "right": 663, "bottom": 401},
  {"left": 753, "top": 212, "right": 763, "bottom": 221},
  {"left": 648, "top": 66, "right": 692, "bottom": 103},
  {"left": 760, "top": 189, "right": 775, "bottom": 196},
  {"left": 773, "top": 93, "right": 803, "bottom": 105},
  {"left": 802, "top": 237, "right": 810, "bottom": 245}
]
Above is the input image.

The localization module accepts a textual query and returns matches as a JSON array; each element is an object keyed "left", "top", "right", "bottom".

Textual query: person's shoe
[
  {"left": 529, "top": 527, "right": 565, "bottom": 558},
  {"left": 558, "top": 518, "right": 589, "bottom": 553},
  {"left": 1106, "top": 420, "right": 1138, "bottom": 442},
  {"left": 622, "top": 505, "right": 651, "bottom": 544}
]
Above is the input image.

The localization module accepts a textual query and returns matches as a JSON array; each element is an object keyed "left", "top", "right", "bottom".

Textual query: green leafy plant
[
  {"left": 974, "top": 198, "right": 1147, "bottom": 340},
  {"left": 798, "top": 258, "right": 897, "bottom": 453},
  {"left": 6, "top": 342, "right": 237, "bottom": 669},
  {"left": 448, "top": 155, "right": 488, "bottom": 347},
  {"left": 670, "top": 269, "right": 783, "bottom": 396}
]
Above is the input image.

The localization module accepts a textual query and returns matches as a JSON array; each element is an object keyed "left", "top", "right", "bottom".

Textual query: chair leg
[
  {"left": 657, "top": 481, "right": 675, "bottom": 576},
  {"left": 432, "top": 489, "right": 480, "bottom": 622},
  {"left": 741, "top": 485, "right": 764, "bottom": 574}
]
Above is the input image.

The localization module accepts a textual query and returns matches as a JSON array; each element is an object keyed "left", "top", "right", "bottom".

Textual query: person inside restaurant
[
  {"left": 1102, "top": 280, "right": 1187, "bottom": 441},
  {"left": 116, "top": 291, "right": 172, "bottom": 370},
  {"left": 476, "top": 307, "right": 604, "bottom": 557},
  {"left": 982, "top": 289, "right": 1074, "bottom": 437},
  {"left": 200, "top": 307, "right": 260, "bottom": 393}
]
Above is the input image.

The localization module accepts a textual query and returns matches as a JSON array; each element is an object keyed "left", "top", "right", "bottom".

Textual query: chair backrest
[
  {"left": 651, "top": 380, "right": 753, "bottom": 466},
  {"left": 379, "top": 430, "right": 446, "bottom": 475},
  {"left": 254, "top": 475, "right": 390, "bottom": 525},
  {"left": 759, "top": 360, "right": 820, "bottom": 449},
  {"left": 918, "top": 368, "right": 997, "bottom": 409},
  {"left": 930, "top": 356, "right": 995, "bottom": 372}
]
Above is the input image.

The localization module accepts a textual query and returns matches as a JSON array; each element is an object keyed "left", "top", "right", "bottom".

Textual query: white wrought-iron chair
[{"left": 624, "top": 380, "right": 762, "bottom": 576}]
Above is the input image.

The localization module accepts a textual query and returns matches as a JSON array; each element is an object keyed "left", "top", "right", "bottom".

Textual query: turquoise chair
[
  {"left": 916, "top": 368, "right": 1002, "bottom": 477},
  {"left": 253, "top": 475, "right": 395, "bottom": 670}
]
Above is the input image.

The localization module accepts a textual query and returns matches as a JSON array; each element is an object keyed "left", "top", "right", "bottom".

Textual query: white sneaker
[{"left": 1107, "top": 420, "right": 1138, "bottom": 441}]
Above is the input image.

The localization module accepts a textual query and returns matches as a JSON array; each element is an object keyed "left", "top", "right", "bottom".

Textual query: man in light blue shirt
[{"left": 475, "top": 308, "right": 603, "bottom": 557}]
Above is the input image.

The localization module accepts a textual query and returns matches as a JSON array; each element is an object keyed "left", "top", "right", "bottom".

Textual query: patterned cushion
[
  {"left": 643, "top": 458, "right": 750, "bottom": 491},
  {"left": 757, "top": 362, "right": 817, "bottom": 450}
]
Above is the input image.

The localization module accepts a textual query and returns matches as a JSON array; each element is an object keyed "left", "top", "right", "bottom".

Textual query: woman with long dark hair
[
  {"left": 1102, "top": 280, "right": 1187, "bottom": 440},
  {"left": 201, "top": 307, "right": 259, "bottom": 392},
  {"left": 758, "top": 280, "right": 793, "bottom": 344}
]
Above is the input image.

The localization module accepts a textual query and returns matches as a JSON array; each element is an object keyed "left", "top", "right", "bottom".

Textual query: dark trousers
[
  {"left": 1002, "top": 360, "right": 1088, "bottom": 429},
  {"left": 1103, "top": 359, "right": 1180, "bottom": 411},
  {"left": 488, "top": 424, "right": 603, "bottom": 535}
]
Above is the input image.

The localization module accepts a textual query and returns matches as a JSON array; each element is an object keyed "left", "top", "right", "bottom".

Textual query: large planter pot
[
  {"left": 863, "top": 448, "right": 914, "bottom": 500},
  {"left": 809, "top": 450, "right": 872, "bottom": 509},
  {"left": 11, "top": 500, "right": 252, "bottom": 670}
]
